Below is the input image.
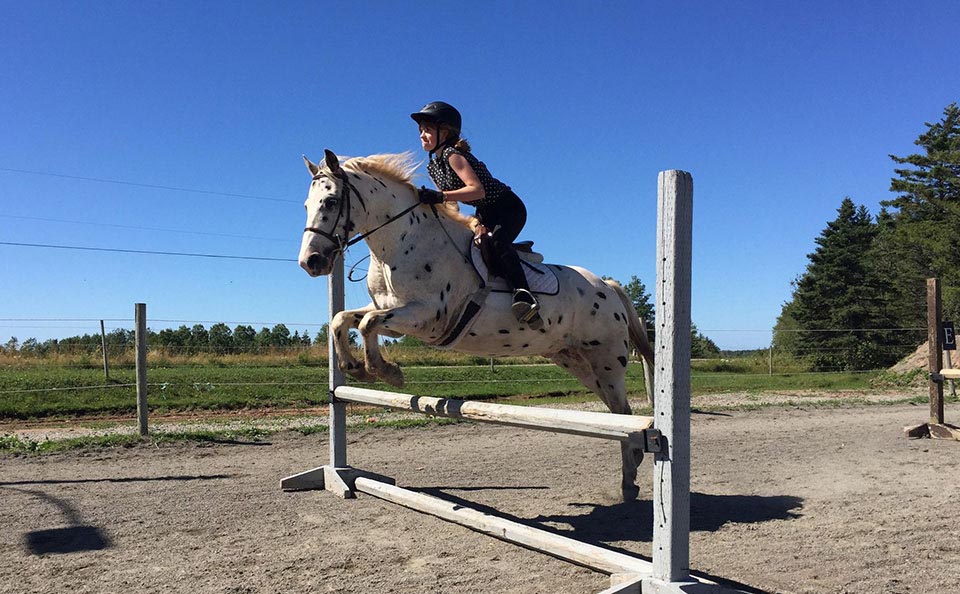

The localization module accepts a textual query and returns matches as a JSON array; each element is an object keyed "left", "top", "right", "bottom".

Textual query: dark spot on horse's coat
[
  {"left": 469, "top": 332, "right": 477, "bottom": 336},
  {"left": 595, "top": 380, "right": 601, "bottom": 389},
  {"left": 351, "top": 173, "right": 360, "bottom": 179},
  {"left": 597, "top": 292, "right": 607, "bottom": 299},
  {"left": 376, "top": 178, "right": 387, "bottom": 188},
  {"left": 618, "top": 356, "right": 628, "bottom": 367},
  {"left": 604, "top": 366, "right": 612, "bottom": 371},
  {"left": 400, "top": 232, "right": 407, "bottom": 242},
  {"left": 444, "top": 305, "right": 447, "bottom": 315},
  {"left": 591, "top": 310, "right": 597, "bottom": 317},
  {"left": 608, "top": 384, "right": 614, "bottom": 389},
  {"left": 324, "top": 185, "right": 331, "bottom": 191},
  {"left": 577, "top": 287, "right": 585, "bottom": 297},
  {"left": 539, "top": 328, "right": 546, "bottom": 333},
  {"left": 384, "top": 313, "right": 394, "bottom": 320},
  {"left": 503, "top": 344, "right": 511, "bottom": 348},
  {"left": 499, "top": 329, "right": 510, "bottom": 334},
  {"left": 321, "top": 216, "right": 328, "bottom": 222},
  {"left": 404, "top": 250, "right": 409, "bottom": 255},
  {"left": 440, "top": 291, "right": 445, "bottom": 302},
  {"left": 435, "top": 310, "right": 441, "bottom": 321},
  {"left": 390, "top": 266, "right": 397, "bottom": 272},
  {"left": 593, "top": 303, "right": 600, "bottom": 309},
  {"left": 614, "top": 313, "right": 621, "bottom": 321},
  {"left": 562, "top": 363, "right": 569, "bottom": 368},
  {"left": 522, "top": 343, "right": 529, "bottom": 348},
  {"left": 446, "top": 282, "right": 451, "bottom": 292},
  {"left": 424, "top": 264, "right": 432, "bottom": 273},
  {"left": 391, "top": 193, "right": 396, "bottom": 198},
  {"left": 589, "top": 340, "right": 601, "bottom": 346},
  {"left": 557, "top": 315, "right": 563, "bottom": 324}
]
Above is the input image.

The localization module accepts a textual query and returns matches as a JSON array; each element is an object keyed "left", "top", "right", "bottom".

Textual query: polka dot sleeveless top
[{"left": 427, "top": 146, "right": 510, "bottom": 209}]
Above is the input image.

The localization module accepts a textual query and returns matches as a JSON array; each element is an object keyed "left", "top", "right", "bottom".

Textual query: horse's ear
[
  {"left": 303, "top": 155, "right": 319, "bottom": 177},
  {"left": 323, "top": 149, "right": 342, "bottom": 174}
]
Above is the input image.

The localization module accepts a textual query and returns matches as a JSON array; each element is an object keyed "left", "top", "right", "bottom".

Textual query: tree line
[
  {"left": 775, "top": 102, "right": 960, "bottom": 371},
  {"left": 4, "top": 276, "right": 722, "bottom": 359}
]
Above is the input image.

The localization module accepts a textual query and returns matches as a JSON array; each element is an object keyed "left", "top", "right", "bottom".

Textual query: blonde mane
[
  {"left": 343, "top": 152, "right": 419, "bottom": 189},
  {"left": 344, "top": 152, "right": 477, "bottom": 231}
]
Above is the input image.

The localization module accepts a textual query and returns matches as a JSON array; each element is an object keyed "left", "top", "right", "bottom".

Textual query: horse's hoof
[
  {"left": 621, "top": 483, "right": 640, "bottom": 502},
  {"left": 380, "top": 365, "right": 405, "bottom": 388},
  {"left": 342, "top": 361, "right": 376, "bottom": 383}
]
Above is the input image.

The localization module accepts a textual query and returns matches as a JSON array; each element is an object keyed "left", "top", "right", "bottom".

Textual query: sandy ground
[{"left": 2, "top": 397, "right": 960, "bottom": 594}]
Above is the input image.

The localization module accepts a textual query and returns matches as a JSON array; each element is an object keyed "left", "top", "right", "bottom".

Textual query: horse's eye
[{"left": 325, "top": 198, "right": 340, "bottom": 209}]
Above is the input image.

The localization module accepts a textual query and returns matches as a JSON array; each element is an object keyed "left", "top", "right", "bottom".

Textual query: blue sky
[{"left": 2, "top": 1, "right": 958, "bottom": 350}]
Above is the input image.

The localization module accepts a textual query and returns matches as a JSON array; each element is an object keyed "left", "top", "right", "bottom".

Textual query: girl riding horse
[{"left": 411, "top": 101, "right": 544, "bottom": 330}]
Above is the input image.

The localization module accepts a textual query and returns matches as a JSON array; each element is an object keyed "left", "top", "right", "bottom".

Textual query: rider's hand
[{"left": 418, "top": 186, "right": 445, "bottom": 205}]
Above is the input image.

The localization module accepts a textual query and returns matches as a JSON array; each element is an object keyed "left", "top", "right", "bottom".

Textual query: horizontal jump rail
[
  {"left": 336, "top": 386, "right": 656, "bottom": 444},
  {"left": 353, "top": 476, "right": 653, "bottom": 576}
]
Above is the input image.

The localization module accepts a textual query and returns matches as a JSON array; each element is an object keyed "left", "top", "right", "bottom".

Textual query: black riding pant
[{"left": 475, "top": 191, "right": 530, "bottom": 293}]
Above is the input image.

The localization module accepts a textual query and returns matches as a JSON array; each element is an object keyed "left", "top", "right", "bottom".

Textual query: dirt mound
[{"left": 889, "top": 341, "right": 929, "bottom": 373}]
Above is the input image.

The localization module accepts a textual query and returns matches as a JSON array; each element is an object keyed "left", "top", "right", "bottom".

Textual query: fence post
[
  {"left": 652, "top": 170, "right": 693, "bottom": 584},
  {"left": 135, "top": 303, "right": 148, "bottom": 437},
  {"left": 927, "top": 279, "right": 944, "bottom": 425},
  {"left": 100, "top": 319, "right": 110, "bottom": 380}
]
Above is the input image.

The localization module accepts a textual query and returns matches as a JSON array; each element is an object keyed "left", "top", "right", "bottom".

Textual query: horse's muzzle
[{"left": 300, "top": 251, "right": 333, "bottom": 277}]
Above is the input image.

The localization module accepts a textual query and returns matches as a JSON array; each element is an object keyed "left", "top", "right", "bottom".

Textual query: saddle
[
  {"left": 472, "top": 231, "right": 557, "bottom": 295},
  {"left": 430, "top": 233, "right": 557, "bottom": 349},
  {"left": 474, "top": 231, "right": 543, "bottom": 279}
]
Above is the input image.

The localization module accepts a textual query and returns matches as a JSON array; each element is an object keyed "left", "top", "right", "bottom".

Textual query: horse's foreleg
[
  {"left": 358, "top": 303, "right": 435, "bottom": 388},
  {"left": 331, "top": 305, "right": 377, "bottom": 382}
]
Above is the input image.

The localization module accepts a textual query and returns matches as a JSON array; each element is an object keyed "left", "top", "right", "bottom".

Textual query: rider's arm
[{"left": 442, "top": 153, "right": 485, "bottom": 203}]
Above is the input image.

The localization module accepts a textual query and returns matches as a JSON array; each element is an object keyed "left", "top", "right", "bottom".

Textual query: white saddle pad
[{"left": 469, "top": 243, "right": 559, "bottom": 296}]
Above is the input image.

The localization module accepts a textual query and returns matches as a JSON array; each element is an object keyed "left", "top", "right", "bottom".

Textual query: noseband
[{"left": 303, "top": 170, "right": 422, "bottom": 254}]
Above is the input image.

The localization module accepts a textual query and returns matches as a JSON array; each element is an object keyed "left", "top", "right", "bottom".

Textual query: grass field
[{"left": 0, "top": 356, "right": 880, "bottom": 420}]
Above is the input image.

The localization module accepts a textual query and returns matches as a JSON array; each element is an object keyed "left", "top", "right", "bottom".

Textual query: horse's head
[{"left": 299, "top": 149, "right": 357, "bottom": 277}]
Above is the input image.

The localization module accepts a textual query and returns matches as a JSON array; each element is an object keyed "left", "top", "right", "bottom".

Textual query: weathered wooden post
[
  {"left": 927, "top": 278, "right": 944, "bottom": 426},
  {"left": 135, "top": 303, "right": 148, "bottom": 437},
  {"left": 652, "top": 170, "right": 693, "bottom": 585},
  {"left": 100, "top": 319, "right": 110, "bottom": 380}
]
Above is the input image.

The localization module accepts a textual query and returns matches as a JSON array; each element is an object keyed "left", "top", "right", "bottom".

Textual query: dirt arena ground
[{"left": 2, "top": 400, "right": 959, "bottom": 594}]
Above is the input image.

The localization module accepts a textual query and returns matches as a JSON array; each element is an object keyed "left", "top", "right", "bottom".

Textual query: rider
[{"left": 411, "top": 101, "right": 543, "bottom": 329}]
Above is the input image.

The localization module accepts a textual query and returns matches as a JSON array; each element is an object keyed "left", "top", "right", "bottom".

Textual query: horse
[{"left": 298, "top": 149, "right": 655, "bottom": 501}]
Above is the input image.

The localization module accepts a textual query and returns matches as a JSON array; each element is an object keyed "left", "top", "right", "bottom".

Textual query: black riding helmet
[{"left": 410, "top": 101, "right": 462, "bottom": 135}]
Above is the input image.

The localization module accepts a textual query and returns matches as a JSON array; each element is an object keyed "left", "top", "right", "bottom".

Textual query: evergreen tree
[
  {"left": 878, "top": 102, "right": 960, "bottom": 321},
  {"left": 787, "top": 198, "right": 897, "bottom": 370}
]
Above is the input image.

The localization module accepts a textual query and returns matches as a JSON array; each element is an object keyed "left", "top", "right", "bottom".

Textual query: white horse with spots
[{"left": 299, "top": 150, "right": 655, "bottom": 500}]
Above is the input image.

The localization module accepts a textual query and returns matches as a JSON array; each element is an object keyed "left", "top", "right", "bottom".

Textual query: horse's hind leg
[
  {"left": 588, "top": 358, "right": 644, "bottom": 502},
  {"left": 548, "top": 348, "right": 641, "bottom": 501}
]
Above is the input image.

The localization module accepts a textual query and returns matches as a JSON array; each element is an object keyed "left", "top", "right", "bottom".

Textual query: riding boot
[{"left": 495, "top": 241, "right": 543, "bottom": 330}]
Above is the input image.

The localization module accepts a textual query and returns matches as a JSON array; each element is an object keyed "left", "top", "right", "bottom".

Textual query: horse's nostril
[{"left": 306, "top": 253, "right": 322, "bottom": 269}]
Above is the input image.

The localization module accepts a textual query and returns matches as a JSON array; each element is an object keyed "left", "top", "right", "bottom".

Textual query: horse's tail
[{"left": 605, "top": 279, "right": 656, "bottom": 407}]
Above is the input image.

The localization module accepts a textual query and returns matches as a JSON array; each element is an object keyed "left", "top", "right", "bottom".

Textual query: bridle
[{"left": 303, "top": 170, "right": 421, "bottom": 254}]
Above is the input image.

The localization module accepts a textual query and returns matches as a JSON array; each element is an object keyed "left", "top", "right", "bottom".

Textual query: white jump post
[
  {"left": 651, "top": 170, "right": 693, "bottom": 588},
  {"left": 282, "top": 172, "right": 744, "bottom": 593}
]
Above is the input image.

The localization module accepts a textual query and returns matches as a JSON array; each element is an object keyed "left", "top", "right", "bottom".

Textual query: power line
[
  {"left": 0, "top": 214, "right": 291, "bottom": 243},
  {"left": 0, "top": 241, "right": 295, "bottom": 262},
  {"left": 0, "top": 166, "right": 300, "bottom": 204}
]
